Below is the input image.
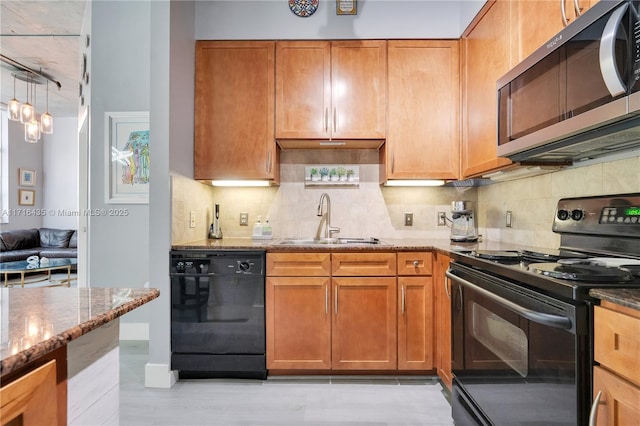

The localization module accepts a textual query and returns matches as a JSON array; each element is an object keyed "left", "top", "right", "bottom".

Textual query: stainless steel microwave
[{"left": 497, "top": 0, "right": 640, "bottom": 163}]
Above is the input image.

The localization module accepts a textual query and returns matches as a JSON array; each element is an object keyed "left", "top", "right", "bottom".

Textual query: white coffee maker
[{"left": 450, "top": 201, "right": 478, "bottom": 242}]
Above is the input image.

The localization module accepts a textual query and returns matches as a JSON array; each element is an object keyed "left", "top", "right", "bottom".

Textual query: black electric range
[{"left": 447, "top": 193, "right": 640, "bottom": 426}]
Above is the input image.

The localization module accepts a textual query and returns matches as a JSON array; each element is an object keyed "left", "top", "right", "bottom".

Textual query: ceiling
[{"left": 1, "top": 1, "right": 86, "bottom": 118}]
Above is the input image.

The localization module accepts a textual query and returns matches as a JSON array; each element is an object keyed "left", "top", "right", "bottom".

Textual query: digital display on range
[{"left": 625, "top": 207, "right": 640, "bottom": 216}]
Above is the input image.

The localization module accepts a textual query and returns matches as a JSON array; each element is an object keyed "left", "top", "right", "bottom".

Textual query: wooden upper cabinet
[
  {"left": 515, "top": 0, "right": 596, "bottom": 61},
  {"left": 275, "top": 41, "right": 331, "bottom": 139},
  {"left": 461, "top": 0, "right": 514, "bottom": 178},
  {"left": 275, "top": 40, "right": 386, "bottom": 141},
  {"left": 385, "top": 40, "right": 460, "bottom": 181},
  {"left": 194, "top": 41, "right": 278, "bottom": 182}
]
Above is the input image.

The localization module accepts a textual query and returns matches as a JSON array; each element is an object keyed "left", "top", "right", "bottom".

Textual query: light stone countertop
[{"left": 0, "top": 287, "right": 160, "bottom": 377}]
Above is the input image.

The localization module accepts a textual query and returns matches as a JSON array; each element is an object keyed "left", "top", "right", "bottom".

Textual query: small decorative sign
[
  {"left": 305, "top": 165, "right": 359, "bottom": 187},
  {"left": 336, "top": 0, "right": 356, "bottom": 15}
]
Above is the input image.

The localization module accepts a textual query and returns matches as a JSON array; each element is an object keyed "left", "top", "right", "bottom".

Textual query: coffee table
[{"left": 1, "top": 259, "right": 77, "bottom": 288}]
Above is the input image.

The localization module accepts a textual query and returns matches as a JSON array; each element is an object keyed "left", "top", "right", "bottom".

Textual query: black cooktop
[{"left": 450, "top": 249, "right": 640, "bottom": 301}]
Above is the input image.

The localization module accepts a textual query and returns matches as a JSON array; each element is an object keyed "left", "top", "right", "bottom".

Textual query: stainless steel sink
[{"left": 275, "top": 237, "right": 385, "bottom": 246}]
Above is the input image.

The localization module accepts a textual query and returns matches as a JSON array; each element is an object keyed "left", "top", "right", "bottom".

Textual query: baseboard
[
  {"left": 119, "top": 322, "right": 149, "bottom": 340},
  {"left": 145, "top": 363, "right": 178, "bottom": 389}
]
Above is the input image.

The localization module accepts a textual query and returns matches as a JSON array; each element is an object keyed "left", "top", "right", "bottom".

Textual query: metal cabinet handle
[
  {"left": 444, "top": 275, "right": 451, "bottom": 298},
  {"left": 325, "top": 108, "right": 329, "bottom": 133},
  {"left": 391, "top": 150, "right": 395, "bottom": 174},
  {"left": 335, "top": 285, "right": 338, "bottom": 315},
  {"left": 333, "top": 107, "right": 337, "bottom": 133},
  {"left": 266, "top": 150, "right": 272, "bottom": 174},
  {"left": 574, "top": 0, "right": 582, "bottom": 17},
  {"left": 599, "top": 3, "right": 628, "bottom": 97},
  {"left": 401, "top": 285, "right": 405, "bottom": 315},
  {"left": 325, "top": 284, "right": 328, "bottom": 315},
  {"left": 561, "top": 0, "right": 569, "bottom": 26},
  {"left": 588, "top": 390, "right": 602, "bottom": 426},
  {"left": 413, "top": 260, "right": 420, "bottom": 268}
]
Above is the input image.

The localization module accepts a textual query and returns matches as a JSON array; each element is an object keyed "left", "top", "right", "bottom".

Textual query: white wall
[
  {"left": 42, "top": 117, "right": 79, "bottom": 229},
  {"left": 195, "top": 0, "right": 487, "bottom": 40},
  {"left": 0, "top": 119, "right": 44, "bottom": 231},
  {"left": 89, "top": 0, "right": 151, "bottom": 336}
]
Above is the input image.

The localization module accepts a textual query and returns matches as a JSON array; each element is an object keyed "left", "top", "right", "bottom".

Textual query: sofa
[{"left": 0, "top": 228, "right": 77, "bottom": 263}]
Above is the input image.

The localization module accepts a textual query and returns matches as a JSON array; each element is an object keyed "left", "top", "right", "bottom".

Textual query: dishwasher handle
[{"left": 445, "top": 269, "right": 573, "bottom": 330}]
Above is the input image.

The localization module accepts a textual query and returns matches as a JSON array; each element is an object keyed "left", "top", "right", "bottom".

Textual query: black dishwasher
[{"left": 170, "top": 250, "right": 266, "bottom": 379}]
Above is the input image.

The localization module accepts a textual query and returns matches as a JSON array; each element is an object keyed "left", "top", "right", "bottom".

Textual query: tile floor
[{"left": 119, "top": 341, "right": 454, "bottom": 426}]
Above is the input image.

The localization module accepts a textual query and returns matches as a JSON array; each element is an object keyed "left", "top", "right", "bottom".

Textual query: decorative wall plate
[{"left": 289, "top": 0, "right": 319, "bottom": 17}]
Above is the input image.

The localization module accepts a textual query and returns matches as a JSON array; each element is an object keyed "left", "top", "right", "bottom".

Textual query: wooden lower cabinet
[
  {"left": 332, "top": 277, "right": 397, "bottom": 370},
  {"left": 592, "top": 302, "right": 640, "bottom": 426},
  {"left": 397, "top": 276, "right": 433, "bottom": 370},
  {"left": 435, "top": 253, "right": 453, "bottom": 389},
  {"left": 266, "top": 277, "right": 331, "bottom": 370},
  {"left": 1, "top": 360, "right": 59, "bottom": 426}
]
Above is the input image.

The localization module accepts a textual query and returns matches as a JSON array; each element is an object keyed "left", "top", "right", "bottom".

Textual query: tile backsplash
[{"left": 172, "top": 150, "right": 640, "bottom": 250}]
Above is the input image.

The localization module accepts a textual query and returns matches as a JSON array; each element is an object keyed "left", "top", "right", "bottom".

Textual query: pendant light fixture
[
  {"left": 25, "top": 78, "right": 40, "bottom": 143},
  {"left": 19, "top": 74, "right": 34, "bottom": 125},
  {"left": 8, "top": 74, "right": 20, "bottom": 121},
  {"left": 40, "top": 80, "right": 53, "bottom": 134}
]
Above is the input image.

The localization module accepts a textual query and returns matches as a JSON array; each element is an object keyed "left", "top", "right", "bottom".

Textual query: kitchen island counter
[{"left": 1, "top": 287, "right": 160, "bottom": 376}]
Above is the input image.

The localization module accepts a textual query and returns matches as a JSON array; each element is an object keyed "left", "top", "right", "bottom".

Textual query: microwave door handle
[
  {"left": 445, "top": 270, "right": 573, "bottom": 330},
  {"left": 599, "top": 3, "right": 628, "bottom": 97}
]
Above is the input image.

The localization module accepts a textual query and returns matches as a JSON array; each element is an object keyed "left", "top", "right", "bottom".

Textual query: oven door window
[{"left": 471, "top": 302, "right": 528, "bottom": 377}]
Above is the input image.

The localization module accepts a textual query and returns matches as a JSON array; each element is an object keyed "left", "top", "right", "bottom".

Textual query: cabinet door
[
  {"left": 1, "top": 360, "right": 58, "bottom": 425},
  {"left": 461, "top": 0, "right": 513, "bottom": 178},
  {"left": 194, "top": 41, "right": 277, "bottom": 181},
  {"left": 332, "top": 277, "right": 397, "bottom": 370},
  {"left": 331, "top": 41, "right": 387, "bottom": 139},
  {"left": 515, "top": 0, "right": 595, "bottom": 62},
  {"left": 266, "top": 277, "right": 331, "bottom": 370},
  {"left": 275, "top": 41, "right": 331, "bottom": 139},
  {"left": 386, "top": 40, "right": 459, "bottom": 180},
  {"left": 592, "top": 366, "right": 640, "bottom": 426},
  {"left": 435, "top": 254, "right": 453, "bottom": 389},
  {"left": 397, "top": 276, "right": 434, "bottom": 370}
]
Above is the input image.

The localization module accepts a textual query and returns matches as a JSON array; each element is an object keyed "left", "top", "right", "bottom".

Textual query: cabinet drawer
[
  {"left": 594, "top": 305, "right": 640, "bottom": 386},
  {"left": 397, "top": 252, "right": 433, "bottom": 276},
  {"left": 332, "top": 252, "right": 396, "bottom": 276},
  {"left": 266, "top": 253, "right": 331, "bottom": 276}
]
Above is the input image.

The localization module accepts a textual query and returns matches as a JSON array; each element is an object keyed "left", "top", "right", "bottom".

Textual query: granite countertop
[
  {"left": 589, "top": 288, "right": 640, "bottom": 311},
  {"left": 171, "top": 237, "right": 521, "bottom": 253},
  {"left": 0, "top": 287, "right": 160, "bottom": 377}
]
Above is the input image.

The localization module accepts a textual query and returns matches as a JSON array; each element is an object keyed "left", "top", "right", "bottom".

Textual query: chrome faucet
[{"left": 316, "top": 192, "right": 340, "bottom": 241}]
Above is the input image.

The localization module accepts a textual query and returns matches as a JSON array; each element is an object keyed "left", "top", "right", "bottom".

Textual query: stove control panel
[{"left": 553, "top": 193, "right": 640, "bottom": 237}]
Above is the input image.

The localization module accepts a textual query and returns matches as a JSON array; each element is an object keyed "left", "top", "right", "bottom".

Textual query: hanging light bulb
[
  {"left": 8, "top": 74, "right": 20, "bottom": 121},
  {"left": 40, "top": 80, "right": 53, "bottom": 134},
  {"left": 25, "top": 119, "right": 40, "bottom": 143},
  {"left": 19, "top": 74, "right": 34, "bottom": 125}
]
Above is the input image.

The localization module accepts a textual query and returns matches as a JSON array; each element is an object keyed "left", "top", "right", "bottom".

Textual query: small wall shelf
[{"left": 305, "top": 165, "right": 359, "bottom": 187}]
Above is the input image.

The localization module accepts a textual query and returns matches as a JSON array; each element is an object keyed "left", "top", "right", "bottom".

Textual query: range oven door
[{"left": 447, "top": 263, "right": 589, "bottom": 426}]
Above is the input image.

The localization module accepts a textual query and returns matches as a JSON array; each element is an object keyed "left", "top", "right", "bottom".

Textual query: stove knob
[
  {"left": 571, "top": 209, "right": 584, "bottom": 221},
  {"left": 557, "top": 209, "right": 569, "bottom": 220}
]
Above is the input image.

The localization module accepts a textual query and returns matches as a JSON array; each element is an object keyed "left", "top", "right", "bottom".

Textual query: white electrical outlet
[
  {"left": 437, "top": 212, "right": 446, "bottom": 226},
  {"left": 240, "top": 212, "right": 249, "bottom": 226},
  {"left": 189, "top": 211, "right": 196, "bottom": 228}
]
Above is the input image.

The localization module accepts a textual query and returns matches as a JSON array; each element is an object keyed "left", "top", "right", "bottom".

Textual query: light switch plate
[
  {"left": 189, "top": 211, "right": 196, "bottom": 228},
  {"left": 506, "top": 211, "right": 513, "bottom": 228},
  {"left": 404, "top": 212, "right": 413, "bottom": 226}
]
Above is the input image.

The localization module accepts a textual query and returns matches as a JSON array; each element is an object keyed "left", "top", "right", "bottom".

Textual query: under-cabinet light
[
  {"left": 210, "top": 180, "right": 271, "bottom": 187},
  {"left": 384, "top": 180, "right": 446, "bottom": 187}
]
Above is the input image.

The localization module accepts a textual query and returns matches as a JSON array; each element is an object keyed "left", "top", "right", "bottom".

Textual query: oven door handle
[{"left": 445, "top": 270, "right": 573, "bottom": 330}]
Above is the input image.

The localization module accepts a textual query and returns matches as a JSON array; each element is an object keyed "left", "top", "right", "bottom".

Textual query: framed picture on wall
[
  {"left": 19, "top": 168, "right": 36, "bottom": 186},
  {"left": 105, "top": 111, "right": 150, "bottom": 204},
  {"left": 18, "top": 189, "right": 35, "bottom": 206}
]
